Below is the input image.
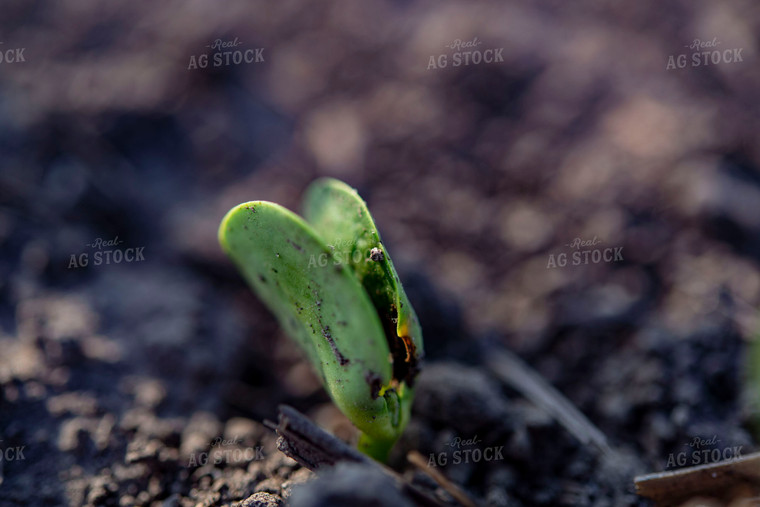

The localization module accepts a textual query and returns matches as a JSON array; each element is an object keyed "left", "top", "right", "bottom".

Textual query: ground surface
[{"left": 0, "top": 0, "right": 759, "bottom": 505}]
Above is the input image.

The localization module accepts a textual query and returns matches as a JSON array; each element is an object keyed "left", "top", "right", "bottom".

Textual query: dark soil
[{"left": 1, "top": 0, "right": 759, "bottom": 506}]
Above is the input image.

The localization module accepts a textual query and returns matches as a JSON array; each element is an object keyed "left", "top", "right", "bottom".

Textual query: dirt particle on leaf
[
  {"left": 321, "top": 325, "right": 349, "bottom": 366},
  {"left": 287, "top": 239, "right": 303, "bottom": 252},
  {"left": 365, "top": 371, "right": 382, "bottom": 399},
  {"left": 369, "top": 247, "right": 384, "bottom": 262}
]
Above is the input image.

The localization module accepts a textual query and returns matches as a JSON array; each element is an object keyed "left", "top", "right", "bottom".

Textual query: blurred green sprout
[{"left": 218, "top": 178, "right": 423, "bottom": 461}]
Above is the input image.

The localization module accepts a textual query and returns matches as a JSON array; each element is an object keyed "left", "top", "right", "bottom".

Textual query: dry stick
[
  {"left": 634, "top": 451, "right": 760, "bottom": 506},
  {"left": 268, "top": 405, "right": 448, "bottom": 507},
  {"left": 267, "top": 405, "right": 370, "bottom": 470},
  {"left": 486, "top": 348, "right": 613, "bottom": 457},
  {"left": 407, "top": 450, "right": 478, "bottom": 507}
]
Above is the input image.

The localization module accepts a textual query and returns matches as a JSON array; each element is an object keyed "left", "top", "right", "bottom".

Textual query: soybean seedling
[{"left": 218, "top": 178, "right": 423, "bottom": 462}]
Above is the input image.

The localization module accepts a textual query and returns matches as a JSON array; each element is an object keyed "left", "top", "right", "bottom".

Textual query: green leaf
[
  {"left": 303, "top": 179, "right": 424, "bottom": 460},
  {"left": 218, "top": 200, "right": 408, "bottom": 457},
  {"left": 303, "top": 178, "right": 424, "bottom": 383}
]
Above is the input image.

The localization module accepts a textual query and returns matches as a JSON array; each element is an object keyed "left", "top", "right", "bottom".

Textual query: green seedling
[
  {"left": 749, "top": 329, "right": 760, "bottom": 436},
  {"left": 218, "top": 178, "right": 423, "bottom": 461}
]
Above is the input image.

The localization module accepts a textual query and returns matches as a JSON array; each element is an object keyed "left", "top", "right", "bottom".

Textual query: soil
[{"left": 1, "top": 0, "right": 759, "bottom": 506}]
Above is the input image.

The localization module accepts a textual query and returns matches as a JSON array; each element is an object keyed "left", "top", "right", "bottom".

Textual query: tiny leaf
[{"left": 219, "top": 201, "right": 400, "bottom": 446}]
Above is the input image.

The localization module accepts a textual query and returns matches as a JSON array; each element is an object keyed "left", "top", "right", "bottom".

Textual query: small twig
[
  {"left": 407, "top": 450, "right": 478, "bottom": 507},
  {"left": 486, "top": 348, "right": 613, "bottom": 456},
  {"left": 269, "top": 405, "right": 369, "bottom": 470},
  {"left": 634, "top": 451, "right": 760, "bottom": 506},
  {"left": 269, "top": 405, "right": 447, "bottom": 507}
]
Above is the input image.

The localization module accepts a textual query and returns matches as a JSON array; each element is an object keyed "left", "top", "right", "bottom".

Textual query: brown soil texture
[{"left": 1, "top": 0, "right": 759, "bottom": 505}]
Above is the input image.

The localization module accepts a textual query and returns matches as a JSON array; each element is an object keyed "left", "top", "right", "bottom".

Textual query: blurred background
[{"left": 0, "top": 0, "right": 759, "bottom": 505}]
